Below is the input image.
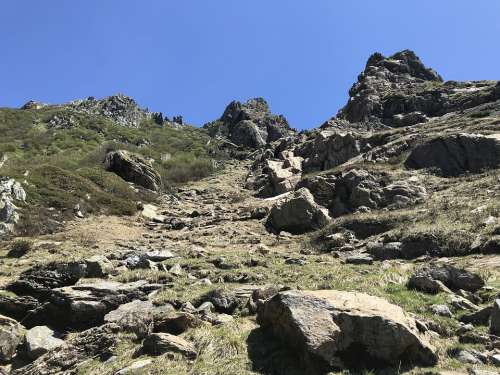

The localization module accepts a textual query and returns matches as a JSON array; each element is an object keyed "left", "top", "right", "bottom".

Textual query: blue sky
[{"left": 1, "top": 1, "right": 499, "bottom": 129}]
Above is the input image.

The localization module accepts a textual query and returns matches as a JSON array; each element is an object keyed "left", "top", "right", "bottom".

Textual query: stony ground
[{"left": 1, "top": 158, "right": 499, "bottom": 375}]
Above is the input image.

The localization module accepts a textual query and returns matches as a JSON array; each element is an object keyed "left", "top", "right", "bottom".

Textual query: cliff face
[{"left": 337, "top": 50, "right": 499, "bottom": 127}]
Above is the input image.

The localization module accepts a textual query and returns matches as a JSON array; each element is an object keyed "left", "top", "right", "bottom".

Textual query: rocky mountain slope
[{"left": 0, "top": 51, "right": 500, "bottom": 375}]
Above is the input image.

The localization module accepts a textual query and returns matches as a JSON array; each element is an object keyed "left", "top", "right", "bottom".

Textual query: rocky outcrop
[
  {"left": 68, "top": 94, "right": 155, "bottom": 128},
  {"left": 408, "top": 265, "right": 485, "bottom": 294},
  {"left": 336, "top": 49, "right": 499, "bottom": 127},
  {"left": 405, "top": 133, "right": 500, "bottom": 176},
  {"left": 0, "top": 178, "right": 26, "bottom": 238},
  {"left": 265, "top": 188, "right": 331, "bottom": 234},
  {"left": 6, "top": 263, "right": 162, "bottom": 329},
  {"left": 13, "top": 324, "right": 118, "bottom": 375},
  {"left": 298, "top": 169, "right": 427, "bottom": 217},
  {"left": 204, "top": 98, "right": 294, "bottom": 148},
  {"left": 104, "top": 150, "right": 162, "bottom": 191},
  {"left": 297, "top": 130, "right": 363, "bottom": 172},
  {"left": 246, "top": 149, "right": 303, "bottom": 197},
  {"left": 257, "top": 290, "right": 437, "bottom": 371}
]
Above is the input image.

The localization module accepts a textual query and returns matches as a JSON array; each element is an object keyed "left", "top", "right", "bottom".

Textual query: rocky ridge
[{"left": 0, "top": 50, "right": 500, "bottom": 374}]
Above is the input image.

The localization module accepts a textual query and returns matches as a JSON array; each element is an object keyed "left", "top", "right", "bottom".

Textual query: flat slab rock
[
  {"left": 50, "top": 280, "right": 162, "bottom": 328},
  {"left": 257, "top": 290, "right": 437, "bottom": 371}
]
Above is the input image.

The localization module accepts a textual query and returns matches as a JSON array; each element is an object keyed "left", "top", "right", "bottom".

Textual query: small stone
[
  {"left": 116, "top": 359, "right": 153, "bottom": 374},
  {"left": 430, "top": 304, "right": 453, "bottom": 318},
  {"left": 145, "top": 250, "right": 177, "bottom": 261},
  {"left": 346, "top": 254, "right": 374, "bottom": 265},
  {"left": 453, "top": 349, "right": 482, "bottom": 364},
  {"left": 169, "top": 263, "right": 184, "bottom": 276}
]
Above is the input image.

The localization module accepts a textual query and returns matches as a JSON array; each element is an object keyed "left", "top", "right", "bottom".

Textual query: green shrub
[{"left": 7, "top": 239, "right": 33, "bottom": 257}]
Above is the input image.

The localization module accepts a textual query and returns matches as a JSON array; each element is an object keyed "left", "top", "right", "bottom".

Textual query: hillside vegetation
[{"left": 0, "top": 98, "right": 219, "bottom": 235}]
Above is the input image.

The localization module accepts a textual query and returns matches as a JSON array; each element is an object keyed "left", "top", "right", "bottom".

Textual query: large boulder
[
  {"left": 298, "top": 169, "right": 427, "bottom": 217},
  {"left": 299, "top": 131, "right": 362, "bottom": 173},
  {"left": 257, "top": 290, "right": 437, "bottom": 371},
  {"left": 7, "top": 265, "right": 162, "bottom": 330},
  {"left": 204, "top": 98, "right": 294, "bottom": 149},
  {"left": 104, "top": 150, "right": 162, "bottom": 191},
  {"left": 408, "top": 264, "right": 485, "bottom": 294},
  {"left": 104, "top": 299, "right": 174, "bottom": 338},
  {"left": 0, "top": 315, "right": 24, "bottom": 363},
  {"left": 49, "top": 280, "right": 161, "bottom": 329},
  {"left": 405, "top": 133, "right": 500, "bottom": 176},
  {"left": 266, "top": 188, "right": 331, "bottom": 234},
  {"left": 24, "top": 326, "right": 64, "bottom": 360}
]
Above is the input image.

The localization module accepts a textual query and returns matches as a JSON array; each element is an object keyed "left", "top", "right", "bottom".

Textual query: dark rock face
[
  {"left": 408, "top": 265, "right": 484, "bottom": 294},
  {"left": 257, "top": 290, "right": 437, "bottom": 372},
  {"left": 337, "top": 50, "right": 499, "bottom": 126},
  {"left": 204, "top": 98, "right": 294, "bottom": 148},
  {"left": 405, "top": 133, "right": 500, "bottom": 176},
  {"left": 104, "top": 150, "right": 162, "bottom": 191},
  {"left": 7, "top": 262, "right": 86, "bottom": 299},
  {"left": 298, "top": 169, "right": 427, "bottom": 217},
  {"left": 69, "top": 94, "right": 151, "bottom": 128}
]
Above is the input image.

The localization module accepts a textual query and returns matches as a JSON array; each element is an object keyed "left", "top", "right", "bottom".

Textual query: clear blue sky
[{"left": 1, "top": 1, "right": 499, "bottom": 129}]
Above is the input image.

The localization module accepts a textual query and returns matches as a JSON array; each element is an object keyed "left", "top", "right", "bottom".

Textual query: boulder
[
  {"left": 204, "top": 98, "right": 294, "bottom": 149},
  {"left": 405, "top": 133, "right": 500, "bottom": 176},
  {"left": 25, "top": 326, "right": 64, "bottom": 360},
  {"left": 460, "top": 306, "right": 492, "bottom": 326},
  {"left": 13, "top": 324, "right": 118, "bottom": 375},
  {"left": 266, "top": 188, "right": 331, "bottom": 234},
  {"left": 257, "top": 290, "right": 437, "bottom": 371},
  {"left": 204, "top": 288, "right": 240, "bottom": 315},
  {"left": 49, "top": 280, "right": 162, "bottom": 329},
  {"left": 299, "top": 169, "right": 426, "bottom": 217},
  {"left": 8, "top": 262, "right": 87, "bottom": 300},
  {"left": 300, "top": 131, "right": 362, "bottom": 172},
  {"left": 142, "top": 333, "right": 197, "bottom": 359},
  {"left": 0, "top": 315, "right": 24, "bottom": 363},
  {"left": 490, "top": 299, "right": 500, "bottom": 335},
  {"left": 85, "top": 255, "right": 113, "bottom": 278},
  {"left": 104, "top": 150, "right": 162, "bottom": 191},
  {"left": 154, "top": 312, "right": 201, "bottom": 335},
  {"left": 408, "top": 265, "right": 484, "bottom": 294},
  {"left": 104, "top": 300, "right": 173, "bottom": 339}
]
